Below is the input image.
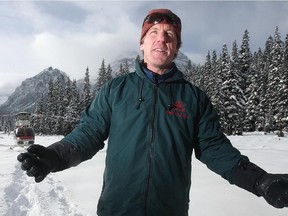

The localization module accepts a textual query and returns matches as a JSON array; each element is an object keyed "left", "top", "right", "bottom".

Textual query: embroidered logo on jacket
[{"left": 165, "top": 101, "right": 189, "bottom": 119}]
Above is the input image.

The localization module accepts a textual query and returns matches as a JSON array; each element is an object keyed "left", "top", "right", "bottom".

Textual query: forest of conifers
[{"left": 1, "top": 27, "right": 287, "bottom": 136}]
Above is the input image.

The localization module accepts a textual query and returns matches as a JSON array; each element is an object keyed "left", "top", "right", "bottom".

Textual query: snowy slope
[
  {"left": 1, "top": 132, "right": 288, "bottom": 216},
  {"left": 0, "top": 96, "right": 8, "bottom": 106},
  {"left": 0, "top": 67, "right": 69, "bottom": 113}
]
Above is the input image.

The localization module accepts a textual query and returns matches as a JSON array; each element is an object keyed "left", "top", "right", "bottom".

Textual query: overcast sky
[{"left": 0, "top": 0, "right": 288, "bottom": 96}]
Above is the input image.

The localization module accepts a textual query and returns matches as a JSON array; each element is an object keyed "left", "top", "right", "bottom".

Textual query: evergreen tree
[
  {"left": 197, "top": 65, "right": 205, "bottom": 91},
  {"left": 135, "top": 54, "right": 141, "bottom": 63},
  {"left": 244, "top": 50, "right": 262, "bottom": 131},
  {"left": 281, "top": 34, "right": 288, "bottom": 130},
  {"left": 275, "top": 32, "right": 288, "bottom": 131},
  {"left": 257, "top": 36, "right": 273, "bottom": 132},
  {"left": 116, "top": 64, "right": 124, "bottom": 77},
  {"left": 253, "top": 48, "right": 266, "bottom": 131},
  {"left": 94, "top": 59, "right": 107, "bottom": 95},
  {"left": 190, "top": 64, "right": 203, "bottom": 89},
  {"left": 203, "top": 51, "right": 212, "bottom": 97},
  {"left": 63, "top": 78, "right": 72, "bottom": 110},
  {"left": 69, "top": 79, "right": 81, "bottom": 117},
  {"left": 266, "top": 27, "right": 284, "bottom": 131},
  {"left": 122, "top": 60, "right": 130, "bottom": 74},
  {"left": 62, "top": 79, "right": 80, "bottom": 135},
  {"left": 45, "top": 79, "right": 57, "bottom": 134},
  {"left": 245, "top": 49, "right": 265, "bottom": 131},
  {"left": 46, "top": 79, "right": 56, "bottom": 116},
  {"left": 54, "top": 77, "right": 66, "bottom": 117},
  {"left": 35, "top": 94, "right": 45, "bottom": 115},
  {"left": 81, "top": 67, "right": 92, "bottom": 110},
  {"left": 106, "top": 64, "right": 113, "bottom": 81},
  {"left": 33, "top": 94, "right": 45, "bottom": 134},
  {"left": 239, "top": 29, "right": 252, "bottom": 100},
  {"left": 230, "top": 41, "right": 246, "bottom": 134},
  {"left": 117, "top": 60, "right": 130, "bottom": 77},
  {"left": 209, "top": 50, "right": 221, "bottom": 107},
  {"left": 217, "top": 44, "right": 233, "bottom": 134},
  {"left": 183, "top": 60, "right": 193, "bottom": 82}
]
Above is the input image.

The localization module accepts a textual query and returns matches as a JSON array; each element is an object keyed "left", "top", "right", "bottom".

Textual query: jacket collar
[{"left": 135, "top": 60, "right": 184, "bottom": 83}]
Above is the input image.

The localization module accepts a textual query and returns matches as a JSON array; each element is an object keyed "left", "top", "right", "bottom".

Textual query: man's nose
[{"left": 156, "top": 31, "right": 168, "bottom": 43}]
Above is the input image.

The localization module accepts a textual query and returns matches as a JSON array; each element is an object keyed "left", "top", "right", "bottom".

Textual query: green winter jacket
[{"left": 63, "top": 60, "right": 246, "bottom": 216}]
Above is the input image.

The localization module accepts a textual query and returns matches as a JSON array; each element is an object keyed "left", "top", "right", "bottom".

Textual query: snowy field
[{"left": 1, "top": 131, "right": 288, "bottom": 216}]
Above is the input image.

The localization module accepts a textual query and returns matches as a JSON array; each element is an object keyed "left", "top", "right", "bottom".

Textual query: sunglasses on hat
[{"left": 142, "top": 13, "right": 181, "bottom": 28}]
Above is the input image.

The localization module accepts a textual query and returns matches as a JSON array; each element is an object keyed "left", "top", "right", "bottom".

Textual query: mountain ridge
[{"left": 0, "top": 52, "right": 192, "bottom": 114}]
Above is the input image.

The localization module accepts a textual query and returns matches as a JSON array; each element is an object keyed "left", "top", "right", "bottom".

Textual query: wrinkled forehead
[{"left": 147, "top": 23, "right": 178, "bottom": 33}]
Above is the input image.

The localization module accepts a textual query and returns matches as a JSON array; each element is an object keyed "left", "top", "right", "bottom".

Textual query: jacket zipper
[{"left": 144, "top": 83, "right": 158, "bottom": 216}]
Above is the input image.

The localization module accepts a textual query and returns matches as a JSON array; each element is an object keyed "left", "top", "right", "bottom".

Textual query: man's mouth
[{"left": 154, "top": 48, "right": 167, "bottom": 53}]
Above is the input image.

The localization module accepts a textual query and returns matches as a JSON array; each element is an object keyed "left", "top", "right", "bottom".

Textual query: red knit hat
[{"left": 140, "top": 9, "right": 182, "bottom": 45}]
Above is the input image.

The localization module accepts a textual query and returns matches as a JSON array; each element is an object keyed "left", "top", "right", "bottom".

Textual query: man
[{"left": 17, "top": 9, "right": 288, "bottom": 216}]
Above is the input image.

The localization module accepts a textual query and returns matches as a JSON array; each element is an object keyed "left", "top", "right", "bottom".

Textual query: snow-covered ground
[{"left": 1, "top": 131, "right": 288, "bottom": 216}]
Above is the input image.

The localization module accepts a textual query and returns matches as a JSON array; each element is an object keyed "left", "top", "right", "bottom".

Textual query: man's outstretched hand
[
  {"left": 17, "top": 144, "right": 61, "bottom": 183},
  {"left": 256, "top": 173, "right": 288, "bottom": 208}
]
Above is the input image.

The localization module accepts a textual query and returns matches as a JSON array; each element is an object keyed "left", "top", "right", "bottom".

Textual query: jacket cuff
[
  {"left": 231, "top": 159, "right": 267, "bottom": 196},
  {"left": 47, "top": 141, "right": 82, "bottom": 172}
]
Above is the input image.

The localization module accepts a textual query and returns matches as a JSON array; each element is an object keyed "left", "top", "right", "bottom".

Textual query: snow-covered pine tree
[
  {"left": 203, "top": 51, "right": 213, "bottom": 98},
  {"left": 35, "top": 94, "right": 45, "bottom": 115},
  {"left": 239, "top": 29, "right": 252, "bottom": 99},
  {"left": 255, "top": 36, "right": 273, "bottom": 132},
  {"left": 276, "top": 33, "right": 288, "bottom": 131},
  {"left": 52, "top": 77, "right": 66, "bottom": 134},
  {"left": 136, "top": 54, "right": 141, "bottom": 63},
  {"left": 64, "top": 79, "right": 81, "bottom": 135},
  {"left": 69, "top": 80, "right": 81, "bottom": 117},
  {"left": 32, "top": 94, "right": 45, "bottom": 134},
  {"left": 94, "top": 59, "right": 107, "bottom": 95},
  {"left": 282, "top": 34, "right": 288, "bottom": 130},
  {"left": 115, "top": 64, "right": 123, "bottom": 77},
  {"left": 54, "top": 77, "right": 66, "bottom": 117},
  {"left": 217, "top": 43, "right": 231, "bottom": 133},
  {"left": 230, "top": 40, "right": 246, "bottom": 134},
  {"left": 81, "top": 67, "right": 92, "bottom": 110},
  {"left": 253, "top": 48, "right": 266, "bottom": 131},
  {"left": 188, "top": 63, "right": 200, "bottom": 87},
  {"left": 265, "top": 27, "right": 284, "bottom": 131},
  {"left": 245, "top": 49, "right": 264, "bottom": 131},
  {"left": 196, "top": 65, "right": 205, "bottom": 91},
  {"left": 210, "top": 50, "right": 223, "bottom": 116},
  {"left": 106, "top": 64, "right": 113, "bottom": 81},
  {"left": 61, "top": 78, "right": 73, "bottom": 135},
  {"left": 209, "top": 50, "right": 221, "bottom": 107},
  {"left": 122, "top": 60, "right": 130, "bottom": 74},
  {"left": 183, "top": 59, "right": 193, "bottom": 82},
  {"left": 63, "top": 78, "right": 72, "bottom": 111},
  {"left": 46, "top": 79, "right": 56, "bottom": 116},
  {"left": 117, "top": 60, "right": 130, "bottom": 77},
  {"left": 45, "top": 79, "right": 58, "bottom": 134}
]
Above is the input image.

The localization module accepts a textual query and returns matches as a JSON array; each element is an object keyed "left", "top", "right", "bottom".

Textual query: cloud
[
  {"left": 29, "top": 7, "right": 140, "bottom": 80},
  {"left": 175, "top": 1, "right": 288, "bottom": 63},
  {"left": 0, "top": 1, "right": 288, "bottom": 96},
  {"left": 30, "top": 29, "right": 139, "bottom": 80},
  {"left": 0, "top": 1, "right": 141, "bottom": 92},
  {"left": 0, "top": 34, "right": 41, "bottom": 95}
]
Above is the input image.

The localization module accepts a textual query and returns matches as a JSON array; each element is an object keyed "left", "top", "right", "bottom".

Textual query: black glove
[
  {"left": 255, "top": 173, "right": 288, "bottom": 208},
  {"left": 17, "top": 144, "right": 61, "bottom": 183}
]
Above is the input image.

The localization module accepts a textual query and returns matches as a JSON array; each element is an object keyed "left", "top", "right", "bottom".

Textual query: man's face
[{"left": 140, "top": 23, "right": 179, "bottom": 74}]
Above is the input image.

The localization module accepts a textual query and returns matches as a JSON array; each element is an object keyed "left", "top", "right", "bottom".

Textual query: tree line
[
  {"left": 186, "top": 27, "right": 288, "bottom": 135},
  {"left": 0, "top": 57, "right": 136, "bottom": 135},
  {"left": 1, "top": 28, "right": 287, "bottom": 136},
  {"left": 29, "top": 57, "right": 136, "bottom": 135}
]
